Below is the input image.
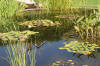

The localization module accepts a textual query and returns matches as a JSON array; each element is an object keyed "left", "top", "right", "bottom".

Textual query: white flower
[{"left": 28, "top": 25, "right": 32, "bottom": 28}]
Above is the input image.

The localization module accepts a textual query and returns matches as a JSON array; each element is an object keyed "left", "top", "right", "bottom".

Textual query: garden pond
[{"left": 0, "top": 10, "right": 100, "bottom": 66}]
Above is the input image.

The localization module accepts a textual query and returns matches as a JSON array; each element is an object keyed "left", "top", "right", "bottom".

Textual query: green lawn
[{"left": 73, "top": 0, "right": 100, "bottom": 8}]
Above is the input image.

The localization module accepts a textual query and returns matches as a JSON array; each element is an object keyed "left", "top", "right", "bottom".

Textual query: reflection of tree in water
[{"left": 29, "top": 27, "right": 67, "bottom": 47}]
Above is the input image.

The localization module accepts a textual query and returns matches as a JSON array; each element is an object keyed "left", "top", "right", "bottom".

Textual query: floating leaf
[
  {"left": 19, "top": 19, "right": 61, "bottom": 28},
  {"left": 59, "top": 41, "right": 100, "bottom": 55},
  {"left": 71, "top": 62, "right": 74, "bottom": 65},
  {"left": 51, "top": 60, "right": 74, "bottom": 66},
  {"left": 0, "top": 30, "right": 39, "bottom": 41},
  {"left": 83, "top": 64, "right": 88, "bottom": 66},
  {"left": 68, "top": 60, "right": 72, "bottom": 62}
]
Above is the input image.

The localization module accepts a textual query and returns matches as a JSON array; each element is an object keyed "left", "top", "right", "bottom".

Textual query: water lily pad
[
  {"left": 0, "top": 30, "right": 39, "bottom": 41},
  {"left": 19, "top": 19, "right": 60, "bottom": 28},
  {"left": 59, "top": 41, "right": 100, "bottom": 55}
]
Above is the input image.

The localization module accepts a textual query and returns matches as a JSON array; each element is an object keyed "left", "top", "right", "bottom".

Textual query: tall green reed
[
  {"left": 35, "top": 0, "right": 74, "bottom": 11},
  {"left": 0, "top": 0, "right": 27, "bottom": 32},
  {"left": 7, "top": 41, "right": 36, "bottom": 66},
  {"left": 0, "top": 19, "right": 20, "bottom": 32}
]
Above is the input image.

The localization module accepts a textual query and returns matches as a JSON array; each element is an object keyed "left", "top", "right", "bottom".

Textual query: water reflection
[
  {"left": 6, "top": 42, "right": 36, "bottom": 66},
  {"left": 0, "top": 26, "right": 100, "bottom": 66}
]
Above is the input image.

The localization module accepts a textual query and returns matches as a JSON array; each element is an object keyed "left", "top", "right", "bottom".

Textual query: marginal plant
[
  {"left": 7, "top": 44, "right": 26, "bottom": 66},
  {"left": 59, "top": 41, "right": 100, "bottom": 55},
  {"left": 74, "top": 11, "right": 100, "bottom": 39},
  {"left": 74, "top": 16, "right": 93, "bottom": 39},
  {"left": 7, "top": 43, "right": 36, "bottom": 66}
]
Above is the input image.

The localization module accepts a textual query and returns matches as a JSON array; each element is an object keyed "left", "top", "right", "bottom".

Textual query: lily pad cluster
[
  {"left": 59, "top": 41, "right": 100, "bottom": 55},
  {"left": 0, "top": 30, "right": 39, "bottom": 41},
  {"left": 19, "top": 19, "right": 60, "bottom": 28},
  {"left": 51, "top": 60, "right": 74, "bottom": 66}
]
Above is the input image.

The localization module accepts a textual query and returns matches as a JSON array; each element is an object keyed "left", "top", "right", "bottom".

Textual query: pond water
[
  {"left": 0, "top": 29, "right": 100, "bottom": 66},
  {"left": 0, "top": 10, "right": 100, "bottom": 66}
]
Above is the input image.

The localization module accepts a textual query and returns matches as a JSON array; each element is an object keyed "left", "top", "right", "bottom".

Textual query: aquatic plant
[
  {"left": 74, "top": 16, "right": 93, "bottom": 39},
  {"left": 74, "top": 10, "right": 100, "bottom": 39},
  {"left": 0, "top": 30, "right": 39, "bottom": 41},
  {"left": 51, "top": 59, "right": 74, "bottom": 66},
  {"left": 7, "top": 43, "right": 36, "bottom": 66},
  {"left": 19, "top": 19, "right": 60, "bottom": 28},
  {"left": 59, "top": 41, "right": 100, "bottom": 55}
]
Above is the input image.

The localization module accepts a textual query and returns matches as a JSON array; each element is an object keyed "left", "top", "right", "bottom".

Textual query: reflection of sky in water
[
  {"left": 0, "top": 46, "right": 10, "bottom": 66},
  {"left": 0, "top": 40, "right": 100, "bottom": 66},
  {"left": 35, "top": 40, "right": 100, "bottom": 66}
]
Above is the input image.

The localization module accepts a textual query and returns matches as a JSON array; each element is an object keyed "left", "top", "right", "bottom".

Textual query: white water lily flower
[{"left": 28, "top": 25, "right": 32, "bottom": 28}]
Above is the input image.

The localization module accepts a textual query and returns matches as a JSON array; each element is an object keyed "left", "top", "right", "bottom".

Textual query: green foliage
[
  {"left": 0, "top": 30, "right": 39, "bottom": 41},
  {"left": 7, "top": 43, "right": 36, "bottom": 66},
  {"left": 0, "top": 19, "right": 20, "bottom": 32},
  {"left": 17, "top": 2, "right": 28, "bottom": 12},
  {"left": 0, "top": 0, "right": 27, "bottom": 18},
  {"left": 59, "top": 41, "right": 100, "bottom": 55},
  {"left": 0, "top": 0, "right": 18, "bottom": 18},
  {"left": 35, "top": 0, "right": 74, "bottom": 11},
  {"left": 7, "top": 44, "right": 26, "bottom": 66},
  {"left": 74, "top": 10, "right": 100, "bottom": 39},
  {"left": 0, "top": 0, "right": 27, "bottom": 32}
]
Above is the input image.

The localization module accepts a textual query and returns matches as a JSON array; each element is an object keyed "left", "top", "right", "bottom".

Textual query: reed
[
  {"left": 7, "top": 42, "right": 36, "bottom": 66},
  {"left": 35, "top": 0, "right": 74, "bottom": 11}
]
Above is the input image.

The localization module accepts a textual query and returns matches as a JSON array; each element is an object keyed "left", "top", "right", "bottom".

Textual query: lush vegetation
[
  {"left": 74, "top": 10, "right": 100, "bottom": 39},
  {"left": 35, "top": 0, "right": 74, "bottom": 10},
  {"left": 0, "top": 0, "right": 27, "bottom": 32},
  {"left": 0, "top": 0, "right": 100, "bottom": 66},
  {"left": 7, "top": 43, "right": 36, "bottom": 66},
  {"left": 0, "top": 0, "right": 18, "bottom": 18}
]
